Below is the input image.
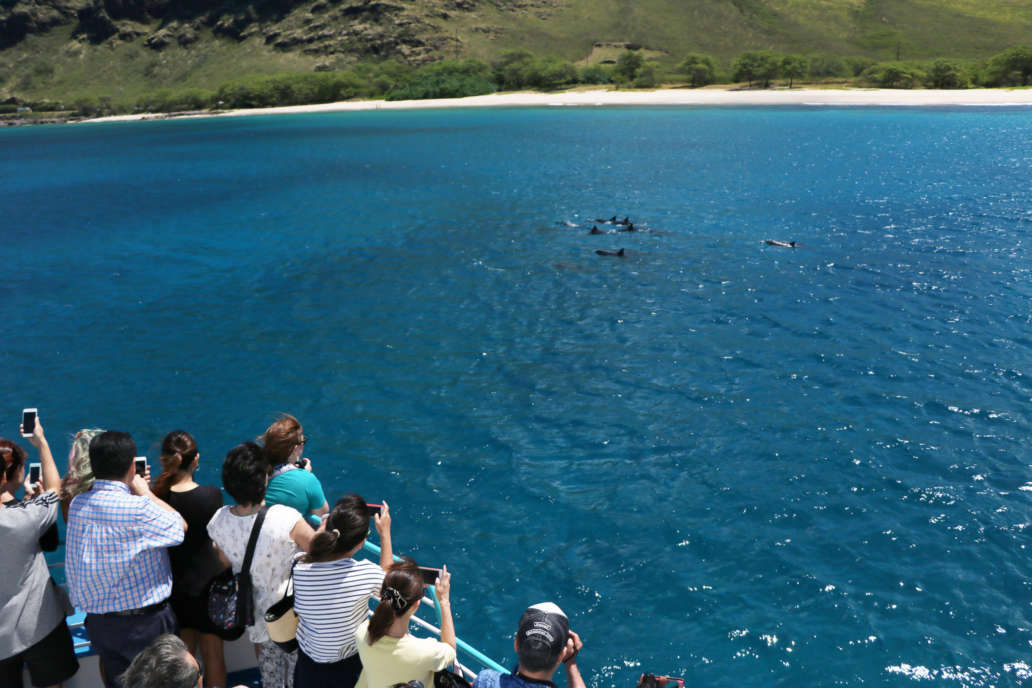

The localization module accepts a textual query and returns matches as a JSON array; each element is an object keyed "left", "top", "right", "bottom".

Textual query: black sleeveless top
[{"left": 167, "top": 484, "right": 225, "bottom": 597}]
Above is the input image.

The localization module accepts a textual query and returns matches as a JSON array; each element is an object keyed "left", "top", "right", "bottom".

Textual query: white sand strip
[{"left": 81, "top": 87, "right": 1032, "bottom": 123}]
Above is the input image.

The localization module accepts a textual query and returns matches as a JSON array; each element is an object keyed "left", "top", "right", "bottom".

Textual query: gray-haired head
[
  {"left": 118, "top": 634, "right": 201, "bottom": 688},
  {"left": 62, "top": 428, "right": 104, "bottom": 499}
]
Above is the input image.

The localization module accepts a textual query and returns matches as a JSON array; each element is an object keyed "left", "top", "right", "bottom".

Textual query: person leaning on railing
[
  {"left": 65, "top": 430, "right": 187, "bottom": 688},
  {"left": 152, "top": 430, "right": 228, "bottom": 688},
  {"left": 0, "top": 417, "right": 80, "bottom": 688},
  {"left": 356, "top": 558, "right": 457, "bottom": 688},
  {"left": 207, "top": 442, "right": 315, "bottom": 688},
  {"left": 472, "top": 603, "right": 585, "bottom": 688},
  {"left": 292, "top": 494, "right": 394, "bottom": 688},
  {"left": 260, "top": 414, "right": 329, "bottom": 528}
]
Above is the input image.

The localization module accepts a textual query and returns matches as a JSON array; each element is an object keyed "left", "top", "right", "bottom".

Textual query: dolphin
[{"left": 595, "top": 248, "right": 626, "bottom": 257}]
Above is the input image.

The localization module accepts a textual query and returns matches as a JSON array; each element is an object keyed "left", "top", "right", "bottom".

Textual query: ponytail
[
  {"left": 304, "top": 493, "right": 369, "bottom": 563},
  {"left": 152, "top": 430, "right": 198, "bottom": 500},
  {"left": 367, "top": 558, "right": 424, "bottom": 645}
]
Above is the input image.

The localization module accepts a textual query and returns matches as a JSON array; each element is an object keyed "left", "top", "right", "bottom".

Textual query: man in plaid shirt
[{"left": 66, "top": 430, "right": 187, "bottom": 688}]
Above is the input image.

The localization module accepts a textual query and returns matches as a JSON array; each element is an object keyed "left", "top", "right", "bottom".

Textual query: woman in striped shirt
[{"left": 293, "top": 493, "right": 393, "bottom": 688}]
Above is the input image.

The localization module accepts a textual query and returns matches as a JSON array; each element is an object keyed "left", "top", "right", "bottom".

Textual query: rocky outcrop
[
  {"left": 1, "top": 0, "right": 479, "bottom": 63},
  {"left": 144, "top": 19, "right": 198, "bottom": 48},
  {"left": 0, "top": 0, "right": 76, "bottom": 47}
]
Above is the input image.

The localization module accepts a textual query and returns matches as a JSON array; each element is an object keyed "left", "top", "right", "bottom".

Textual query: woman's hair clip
[{"left": 381, "top": 586, "right": 408, "bottom": 612}]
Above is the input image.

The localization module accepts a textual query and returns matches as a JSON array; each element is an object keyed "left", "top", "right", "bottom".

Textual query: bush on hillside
[
  {"left": 925, "top": 60, "right": 967, "bottom": 89},
  {"left": 677, "top": 53, "right": 716, "bottom": 87},
  {"left": 632, "top": 62, "right": 659, "bottom": 88},
  {"left": 578, "top": 64, "right": 612, "bottom": 85},
  {"left": 780, "top": 54, "right": 807, "bottom": 87},
  {"left": 861, "top": 62, "right": 923, "bottom": 88},
  {"left": 807, "top": 54, "right": 848, "bottom": 78},
  {"left": 733, "top": 50, "right": 780, "bottom": 88},
  {"left": 491, "top": 51, "right": 578, "bottom": 91},
  {"left": 386, "top": 59, "right": 495, "bottom": 100},
  {"left": 613, "top": 50, "right": 644, "bottom": 84},
  {"left": 983, "top": 45, "right": 1032, "bottom": 86}
]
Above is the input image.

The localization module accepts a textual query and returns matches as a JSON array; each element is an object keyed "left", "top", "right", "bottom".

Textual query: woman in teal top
[{"left": 261, "top": 414, "right": 329, "bottom": 527}]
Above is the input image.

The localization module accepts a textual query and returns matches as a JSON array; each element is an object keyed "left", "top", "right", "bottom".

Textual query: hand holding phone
[
  {"left": 134, "top": 457, "right": 148, "bottom": 477},
  {"left": 29, "top": 462, "right": 41, "bottom": 485},
  {"left": 372, "top": 500, "right": 390, "bottom": 536},
  {"left": 419, "top": 566, "right": 443, "bottom": 586},
  {"left": 21, "top": 409, "right": 37, "bottom": 438},
  {"left": 366, "top": 503, "right": 383, "bottom": 518}
]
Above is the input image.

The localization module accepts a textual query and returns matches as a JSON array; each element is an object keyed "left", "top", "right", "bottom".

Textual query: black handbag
[
  {"left": 207, "top": 506, "right": 268, "bottom": 640},
  {"left": 434, "top": 668, "right": 471, "bottom": 688}
]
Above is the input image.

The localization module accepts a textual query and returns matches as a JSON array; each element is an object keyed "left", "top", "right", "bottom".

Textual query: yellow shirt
[{"left": 356, "top": 619, "right": 458, "bottom": 688}]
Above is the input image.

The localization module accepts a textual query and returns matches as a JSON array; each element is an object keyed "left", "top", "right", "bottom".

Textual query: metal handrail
[{"left": 361, "top": 540, "right": 507, "bottom": 677}]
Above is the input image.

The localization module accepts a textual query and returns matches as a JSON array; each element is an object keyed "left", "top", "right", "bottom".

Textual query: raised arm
[
  {"left": 373, "top": 500, "right": 393, "bottom": 569},
  {"left": 435, "top": 565, "right": 456, "bottom": 650},
  {"left": 25, "top": 417, "right": 60, "bottom": 494},
  {"left": 562, "top": 631, "right": 585, "bottom": 688},
  {"left": 131, "top": 473, "right": 188, "bottom": 533}
]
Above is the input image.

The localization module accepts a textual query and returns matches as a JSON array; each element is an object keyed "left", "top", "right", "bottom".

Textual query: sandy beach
[{"left": 82, "top": 86, "right": 1032, "bottom": 123}]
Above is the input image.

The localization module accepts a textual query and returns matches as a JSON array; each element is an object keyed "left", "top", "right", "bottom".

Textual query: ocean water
[{"left": 2, "top": 106, "right": 1032, "bottom": 687}]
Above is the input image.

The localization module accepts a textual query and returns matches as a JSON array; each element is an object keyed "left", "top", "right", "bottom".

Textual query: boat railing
[
  {"left": 51, "top": 544, "right": 507, "bottom": 681},
  {"left": 361, "top": 539, "right": 507, "bottom": 680}
]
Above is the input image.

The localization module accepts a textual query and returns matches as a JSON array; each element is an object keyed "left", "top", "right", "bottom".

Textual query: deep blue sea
[{"left": 2, "top": 106, "right": 1032, "bottom": 687}]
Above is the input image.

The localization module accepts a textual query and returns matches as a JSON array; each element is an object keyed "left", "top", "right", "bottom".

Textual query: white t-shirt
[
  {"left": 356, "top": 619, "right": 457, "bottom": 688},
  {"left": 206, "top": 504, "right": 302, "bottom": 643},
  {"left": 294, "top": 557, "right": 384, "bottom": 662}
]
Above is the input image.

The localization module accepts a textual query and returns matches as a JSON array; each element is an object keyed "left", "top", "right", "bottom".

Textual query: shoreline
[{"left": 78, "top": 86, "right": 1032, "bottom": 124}]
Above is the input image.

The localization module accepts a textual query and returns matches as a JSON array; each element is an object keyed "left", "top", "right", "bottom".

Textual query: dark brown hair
[
  {"left": 152, "top": 430, "right": 199, "bottom": 500},
  {"left": 367, "top": 558, "right": 424, "bottom": 645},
  {"left": 304, "top": 494, "right": 370, "bottom": 563},
  {"left": 260, "top": 414, "right": 303, "bottom": 466},
  {"left": 0, "top": 438, "right": 27, "bottom": 483}
]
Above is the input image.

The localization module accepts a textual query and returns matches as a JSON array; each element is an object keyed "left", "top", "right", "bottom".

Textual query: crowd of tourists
[{"left": 0, "top": 413, "right": 588, "bottom": 688}]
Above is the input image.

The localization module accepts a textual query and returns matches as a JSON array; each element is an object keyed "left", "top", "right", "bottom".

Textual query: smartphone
[
  {"left": 134, "top": 457, "right": 147, "bottom": 475},
  {"left": 21, "top": 408, "right": 37, "bottom": 438},
  {"left": 419, "top": 567, "right": 442, "bottom": 586},
  {"left": 366, "top": 503, "right": 383, "bottom": 517},
  {"left": 29, "top": 462, "right": 41, "bottom": 484}
]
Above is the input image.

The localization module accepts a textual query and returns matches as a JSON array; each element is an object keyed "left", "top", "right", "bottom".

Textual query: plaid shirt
[{"left": 66, "top": 480, "right": 184, "bottom": 613}]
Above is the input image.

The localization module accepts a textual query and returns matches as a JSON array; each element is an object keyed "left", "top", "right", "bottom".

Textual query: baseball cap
[{"left": 516, "top": 602, "right": 569, "bottom": 670}]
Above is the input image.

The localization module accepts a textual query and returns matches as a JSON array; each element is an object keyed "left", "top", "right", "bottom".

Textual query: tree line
[{"left": 54, "top": 44, "right": 1032, "bottom": 118}]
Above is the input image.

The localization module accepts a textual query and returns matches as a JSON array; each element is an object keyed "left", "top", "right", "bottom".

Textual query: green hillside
[{"left": 1, "top": 0, "right": 1031, "bottom": 109}]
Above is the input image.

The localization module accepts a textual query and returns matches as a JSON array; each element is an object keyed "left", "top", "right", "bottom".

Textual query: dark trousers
[
  {"left": 294, "top": 649, "right": 362, "bottom": 688},
  {"left": 84, "top": 603, "right": 177, "bottom": 688}
]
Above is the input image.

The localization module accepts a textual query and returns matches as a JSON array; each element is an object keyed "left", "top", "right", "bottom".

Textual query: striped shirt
[
  {"left": 294, "top": 557, "right": 384, "bottom": 662},
  {"left": 66, "top": 480, "right": 184, "bottom": 613}
]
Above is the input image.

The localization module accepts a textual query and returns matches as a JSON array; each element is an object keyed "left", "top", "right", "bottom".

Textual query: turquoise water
[{"left": 3, "top": 106, "right": 1032, "bottom": 686}]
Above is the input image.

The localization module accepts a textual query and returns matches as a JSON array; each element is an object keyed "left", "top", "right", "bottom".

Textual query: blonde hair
[{"left": 62, "top": 428, "right": 104, "bottom": 500}]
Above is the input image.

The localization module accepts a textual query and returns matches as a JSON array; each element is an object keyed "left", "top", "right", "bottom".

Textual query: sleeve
[
  {"left": 364, "top": 560, "right": 385, "bottom": 595},
  {"left": 138, "top": 496, "right": 186, "bottom": 548},
  {"left": 27, "top": 490, "right": 61, "bottom": 538},
  {"left": 305, "top": 472, "right": 327, "bottom": 514}
]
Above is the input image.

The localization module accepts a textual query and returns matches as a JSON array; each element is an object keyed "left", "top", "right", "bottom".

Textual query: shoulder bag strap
[{"left": 240, "top": 505, "right": 269, "bottom": 576}]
